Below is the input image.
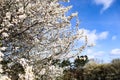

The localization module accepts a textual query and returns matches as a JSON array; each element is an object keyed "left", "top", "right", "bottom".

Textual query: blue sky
[{"left": 64, "top": 0, "right": 120, "bottom": 63}]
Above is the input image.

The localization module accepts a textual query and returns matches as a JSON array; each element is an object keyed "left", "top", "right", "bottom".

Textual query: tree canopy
[{"left": 0, "top": 0, "right": 88, "bottom": 79}]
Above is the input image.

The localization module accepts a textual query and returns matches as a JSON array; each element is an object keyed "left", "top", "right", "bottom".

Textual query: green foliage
[
  {"left": 0, "top": 37, "right": 2, "bottom": 47},
  {"left": 54, "top": 55, "right": 89, "bottom": 80},
  {"left": 74, "top": 55, "right": 89, "bottom": 67},
  {"left": 83, "top": 58, "right": 120, "bottom": 80},
  {"left": 1, "top": 59, "right": 25, "bottom": 80},
  {"left": 57, "top": 57, "right": 120, "bottom": 80},
  {"left": 61, "top": 59, "right": 71, "bottom": 67},
  {"left": 51, "top": 59, "right": 61, "bottom": 66}
]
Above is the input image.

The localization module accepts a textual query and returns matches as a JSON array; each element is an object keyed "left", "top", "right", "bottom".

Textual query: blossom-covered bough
[{"left": 0, "top": 0, "right": 88, "bottom": 79}]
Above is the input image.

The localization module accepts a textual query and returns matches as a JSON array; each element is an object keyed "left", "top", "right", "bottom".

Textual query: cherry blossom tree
[{"left": 0, "top": 0, "right": 87, "bottom": 79}]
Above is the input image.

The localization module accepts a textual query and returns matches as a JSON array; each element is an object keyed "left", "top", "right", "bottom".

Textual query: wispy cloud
[
  {"left": 94, "top": 0, "right": 114, "bottom": 13},
  {"left": 111, "top": 48, "right": 120, "bottom": 55},
  {"left": 112, "top": 36, "right": 117, "bottom": 40},
  {"left": 77, "top": 29, "right": 109, "bottom": 61},
  {"left": 99, "top": 31, "right": 109, "bottom": 39},
  {"left": 78, "top": 29, "right": 109, "bottom": 45},
  {"left": 86, "top": 49, "right": 105, "bottom": 59}
]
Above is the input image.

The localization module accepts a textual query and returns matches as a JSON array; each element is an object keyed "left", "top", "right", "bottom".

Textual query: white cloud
[
  {"left": 112, "top": 36, "right": 117, "bottom": 40},
  {"left": 98, "top": 32, "right": 109, "bottom": 39},
  {"left": 111, "top": 48, "right": 120, "bottom": 54},
  {"left": 86, "top": 49, "right": 105, "bottom": 59},
  {"left": 78, "top": 29, "right": 109, "bottom": 45},
  {"left": 83, "top": 29, "right": 97, "bottom": 45},
  {"left": 77, "top": 29, "right": 108, "bottom": 60},
  {"left": 96, "top": 51, "right": 105, "bottom": 55},
  {"left": 94, "top": 0, "right": 114, "bottom": 13},
  {"left": 87, "top": 49, "right": 94, "bottom": 54}
]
